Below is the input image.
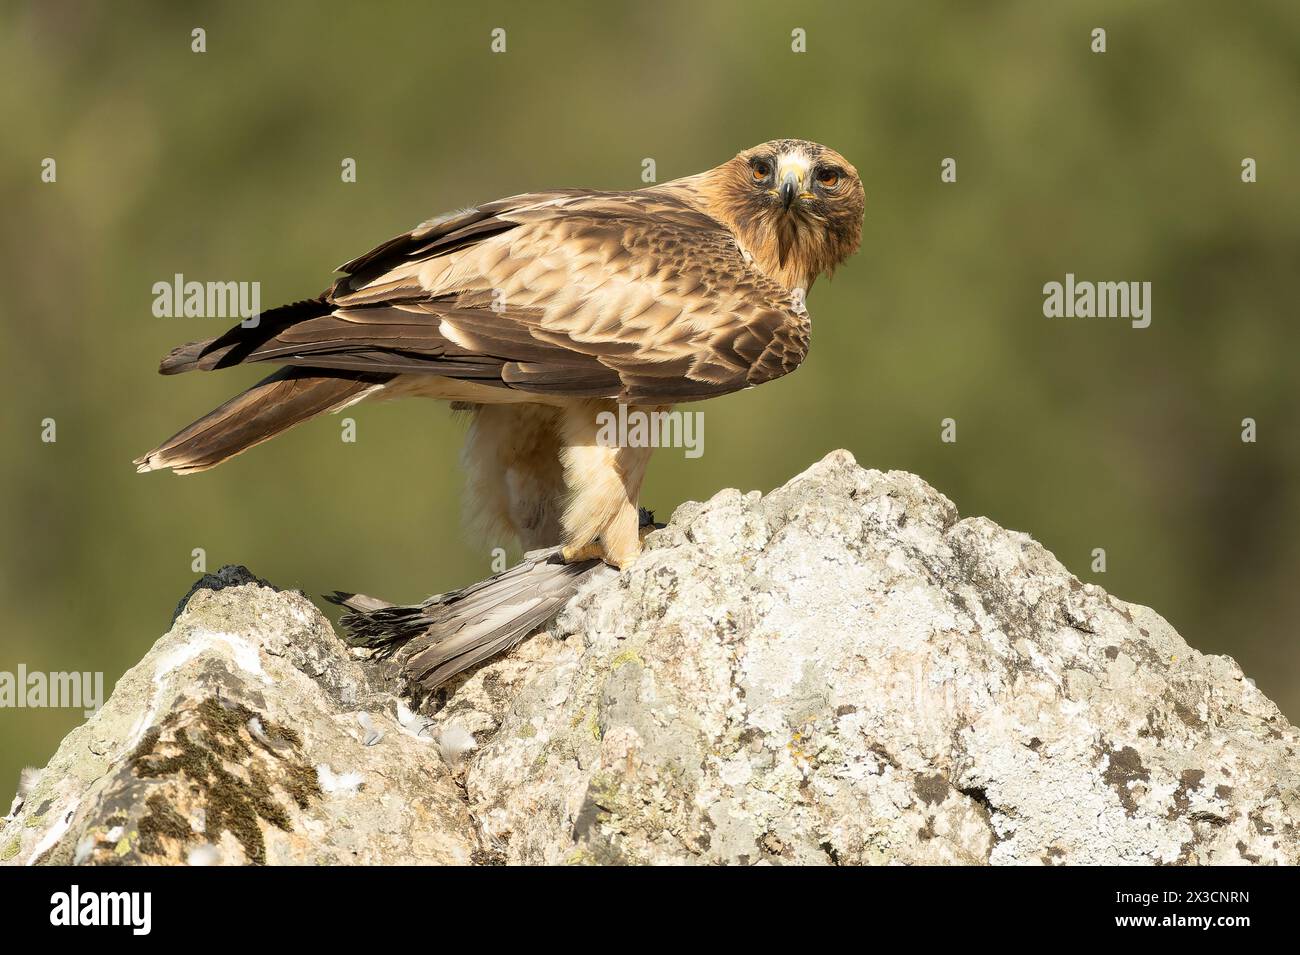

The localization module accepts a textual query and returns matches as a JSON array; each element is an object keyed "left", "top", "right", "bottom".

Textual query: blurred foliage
[{"left": 1, "top": 0, "right": 1297, "bottom": 791}]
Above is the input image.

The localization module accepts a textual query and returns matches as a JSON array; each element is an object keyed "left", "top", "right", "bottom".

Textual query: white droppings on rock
[
  {"left": 154, "top": 631, "right": 269, "bottom": 685},
  {"left": 26, "top": 801, "right": 78, "bottom": 865}
]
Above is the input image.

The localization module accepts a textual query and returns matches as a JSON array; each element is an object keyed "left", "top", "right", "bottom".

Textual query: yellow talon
[
  {"left": 561, "top": 541, "right": 605, "bottom": 564},
  {"left": 562, "top": 518, "right": 657, "bottom": 569}
]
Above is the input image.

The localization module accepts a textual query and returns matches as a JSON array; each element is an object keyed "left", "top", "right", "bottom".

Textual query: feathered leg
[
  {"left": 331, "top": 400, "right": 661, "bottom": 692},
  {"left": 460, "top": 403, "right": 566, "bottom": 551},
  {"left": 558, "top": 400, "right": 654, "bottom": 569}
]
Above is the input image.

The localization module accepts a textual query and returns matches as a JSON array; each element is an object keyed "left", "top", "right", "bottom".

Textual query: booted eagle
[{"left": 138, "top": 139, "right": 863, "bottom": 682}]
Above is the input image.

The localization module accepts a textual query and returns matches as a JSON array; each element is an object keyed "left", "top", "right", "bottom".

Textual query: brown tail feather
[
  {"left": 159, "top": 338, "right": 217, "bottom": 375},
  {"left": 134, "top": 368, "right": 390, "bottom": 474}
]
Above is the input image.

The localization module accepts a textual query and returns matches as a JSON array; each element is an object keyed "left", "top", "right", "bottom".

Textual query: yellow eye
[
  {"left": 751, "top": 160, "right": 771, "bottom": 180},
  {"left": 817, "top": 169, "right": 840, "bottom": 189}
]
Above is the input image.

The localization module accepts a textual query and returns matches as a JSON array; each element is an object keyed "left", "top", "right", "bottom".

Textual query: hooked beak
[
  {"left": 779, "top": 171, "right": 799, "bottom": 210},
  {"left": 775, "top": 154, "right": 810, "bottom": 212}
]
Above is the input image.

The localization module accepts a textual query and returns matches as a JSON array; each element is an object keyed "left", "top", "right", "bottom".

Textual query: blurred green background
[{"left": 2, "top": 0, "right": 1297, "bottom": 791}]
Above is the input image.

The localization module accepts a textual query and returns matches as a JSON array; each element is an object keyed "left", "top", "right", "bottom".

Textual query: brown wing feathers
[
  {"left": 138, "top": 189, "right": 810, "bottom": 473},
  {"left": 157, "top": 297, "right": 334, "bottom": 374}
]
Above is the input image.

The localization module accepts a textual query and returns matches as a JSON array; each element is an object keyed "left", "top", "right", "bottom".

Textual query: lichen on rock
[
  {"left": 463, "top": 451, "right": 1300, "bottom": 865},
  {"left": 3, "top": 571, "right": 475, "bottom": 865},
  {"left": 3, "top": 450, "right": 1297, "bottom": 866}
]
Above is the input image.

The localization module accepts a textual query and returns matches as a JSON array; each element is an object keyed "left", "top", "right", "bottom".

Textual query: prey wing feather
[{"left": 328, "top": 547, "right": 615, "bottom": 692}]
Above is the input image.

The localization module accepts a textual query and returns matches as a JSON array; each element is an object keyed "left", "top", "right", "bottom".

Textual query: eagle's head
[{"left": 699, "top": 139, "right": 865, "bottom": 291}]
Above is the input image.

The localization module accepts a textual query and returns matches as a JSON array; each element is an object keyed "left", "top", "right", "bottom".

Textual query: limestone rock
[
  {"left": 464, "top": 451, "right": 1300, "bottom": 865},
  {"left": 2, "top": 568, "right": 475, "bottom": 865},
  {"left": 5, "top": 451, "right": 1297, "bottom": 866}
]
